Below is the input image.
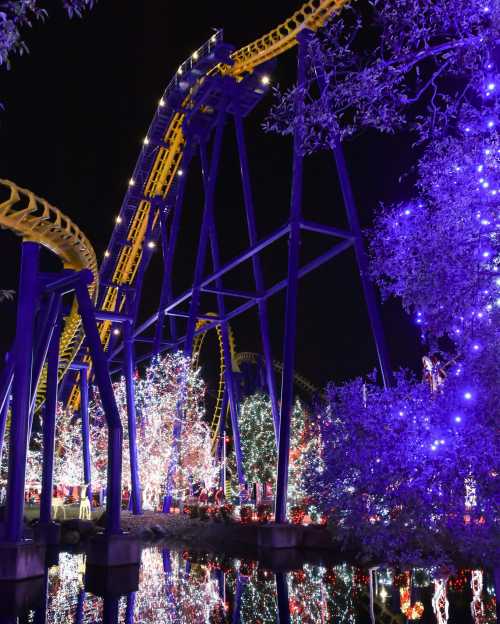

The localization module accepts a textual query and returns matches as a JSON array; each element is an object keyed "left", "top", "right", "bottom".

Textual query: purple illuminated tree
[
  {"left": 266, "top": 0, "right": 500, "bottom": 147},
  {"left": 0, "top": 0, "right": 96, "bottom": 67},
  {"left": 309, "top": 364, "right": 498, "bottom": 566},
  {"left": 267, "top": 0, "right": 500, "bottom": 564}
]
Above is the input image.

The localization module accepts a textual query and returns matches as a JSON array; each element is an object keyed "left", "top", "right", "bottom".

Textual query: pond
[{"left": 10, "top": 547, "right": 498, "bottom": 623}]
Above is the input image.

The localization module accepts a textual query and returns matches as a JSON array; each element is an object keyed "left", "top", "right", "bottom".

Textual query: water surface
[{"left": 22, "top": 547, "right": 499, "bottom": 623}]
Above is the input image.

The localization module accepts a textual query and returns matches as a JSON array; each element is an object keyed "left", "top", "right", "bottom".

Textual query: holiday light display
[
  {"left": 432, "top": 578, "right": 450, "bottom": 624},
  {"left": 0, "top": 430, "right": 42, "bottom": 490},
  {"left": 31, "top": 546, "right": 498, "bottom": 624},
  {"left": 308, "top": 364, "right": 498, "bottom": 565},
  {"left": 52, "top": 405, "right": 85, "bottom": 487},
  {"left": 237, "top": 567, "right": 277, "bottom": 624},
  {"left": 13, "top": 351, "right": 216, "bottom": 510},
  {"left": 88, "top": 352, "right": 217, "bottom": 509},
  {"left": 126, "top": 548, "right": 223, "bottom": 623},
  {"left": 46, "top": 553, "right": 85, "bottom": 621},
  {"left": 239, "top": 393, "right": 312, "bottom": 502}
]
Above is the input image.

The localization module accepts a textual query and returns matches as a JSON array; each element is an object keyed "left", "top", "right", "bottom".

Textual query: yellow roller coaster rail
[
  {"left": 69, "top": 1, "right": 347, "bottom": 409},
  {"left": 192, "top": 313, "right": 239, "bottom": 449},
  {"left": 226, "top": 0, "right": 348, "bottom": 77},
  {"left": 0, "top": 180, "right": 98, "bottom": 404}
]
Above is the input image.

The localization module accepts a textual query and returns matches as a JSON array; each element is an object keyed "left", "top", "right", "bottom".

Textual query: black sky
[{"left": 0, "top": 1, "right": 423, "bottom": 389}]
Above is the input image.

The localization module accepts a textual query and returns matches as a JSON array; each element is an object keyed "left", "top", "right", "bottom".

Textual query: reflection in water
[
  {"left": 432, "top": 578, "right": 449, "bottom": 624},
  {"left": 29, "top": 548, "right": 497, "bottom": 623}
]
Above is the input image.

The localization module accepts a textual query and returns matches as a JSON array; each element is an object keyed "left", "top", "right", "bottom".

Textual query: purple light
[
  {"left": 455, "top": 416, "right": 462, "bottom": 423},
  {"left": 464, "top": 391, "right": 472, "bottom": 400}
]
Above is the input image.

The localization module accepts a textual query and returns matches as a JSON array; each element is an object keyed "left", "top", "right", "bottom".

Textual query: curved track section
[
  {"left": 224, "top": 0, "right": 347, "bottom": 77},
  {"left": 0, "top": 179, "right": 98, "bottom": 403},
  {"left": 235, "top": 352, "right": 320, "bottom": 397},
  {"left": 192, "top": 314, "right": 239, "bottom": 447}
]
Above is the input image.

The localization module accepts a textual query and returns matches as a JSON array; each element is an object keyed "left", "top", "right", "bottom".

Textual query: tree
[
  {"left": 239, "top": 392, "right": 311, "bottom": 503},
  {"left": 265, "top": 0, "right": 500, "bottom": 148},
  {"left": 370, "top": 126, "right": 499, "bottom": 350},
  {"left": 89, "top": 351, "right": 218, "bottom": 509},
  {"left": 308, "top": 368, "right": 498, "bottom": 566},
  {"left": 1, "top": 0, "right": 96, "bottom": 68}
]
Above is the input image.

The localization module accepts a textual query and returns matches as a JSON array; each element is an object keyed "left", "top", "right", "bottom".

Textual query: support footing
[
  {"left": 86, "top": 532, "right": 141, "bottom": 567},
  {"left": 257, "top": 525, "right": 303, "bottom": 549},
  {"left": 0, "top": 540, "right": 46, "bottom": 581}
]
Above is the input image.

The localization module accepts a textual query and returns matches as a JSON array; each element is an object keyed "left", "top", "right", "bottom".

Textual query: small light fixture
[
  {"left": 159, "top": 98, "right": 165, "bottom": 107},
  {"left": 261, "top": 75, "right": 271, "bottom": 86},
  {"left": 104, "top": 250, "right": 110, "bottom": 258},
  {"left": 116, "top": 216, "right": 122, "bottom": 224},
  {"left": 129, "top": 178, "right": 135, "bottom": 186},
  {"left": 211, "top": 35, "right": 217, "bottom": 43},
  {"left": 143, "top": 137, "right": 150, "bottom": 145},
  {"left": 177, "top": 169, "right": 184, "bottom": 176},
  {"left": 147, "top": 241, "right": 156, "bottom": 249},
  {"left": 177, "top": 67, "right": 183, "bottom": 75},
  {"left": 113, "top": 328, "right": 120, "bottom": 336},
  {"left": 192, "top": 51, "right": 199, "bottom": 60}
]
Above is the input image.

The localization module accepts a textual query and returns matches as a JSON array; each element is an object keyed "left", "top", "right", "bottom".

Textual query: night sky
[{"left": 0, "top": 1, "right": 423, "bottom": 391}]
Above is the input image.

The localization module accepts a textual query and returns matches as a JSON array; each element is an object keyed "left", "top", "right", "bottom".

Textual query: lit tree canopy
[
  {"left": 265, "top": 0, "right": 500, "bottom": 148},
  {"left": 308, "top": 370, "right": 499, "bottom": 566},
  {"left": 369, "top": 128, "right": 500, "bottom": 347},
  {"left": 0, "top": 0, "right": 96, "bottom": 68}
]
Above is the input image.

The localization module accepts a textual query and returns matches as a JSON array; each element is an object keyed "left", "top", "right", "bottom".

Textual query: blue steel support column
[
  {"left": 312, "top": 66, "right": 394, "bottom": 388},
  {"left": 163, "top": 108, "right": 227, "bottom": 512},
  {"left": 332, "top": 142, "right": 394, "bottom": 388},
  {"left": 218, "top": 390, "right": 227, "bottom": 492},
  {"left": 274, "top": 33, "right": 309, "bottom": 524},
  {"left": 5, "top": 241, "right": 40, "bottom": 542},
  {"left": 231, "top": 574, "right": 247, "bottom": 624},
  {"left": 40, "top": 310, "right": 62, "bottom": 524},
  {"left": 79, "top": 368, "right": 92, "bottom": 503},
  {"left": 275, "top": 572, "right": 291, "bottom": 624},
  {"left": 0, "top": 353, "right": 13, "bottom": 471},
  {"left": 0, "top": 398, "right": 9, "bottom": 474},
  {"left": 29, "top": 293, "right": 61, "bottom": 419},
  {"left": 184, "top": 107, "right": 227, "bottom": 353},
  {"left": 153, "top": 207, "right": 172, "bottom": 352},
  {"left": 234, "top": 109, "right": 280, "bottom": 439},
  {"left": 75, "top": 590, "right": 85, "bottom": 624},
  {"left": 123, "top": 320, "right": 142, "bottom": 515},
  {"left": 200, "top": 142, "right": 246, "bottom": 496},
  {"left": 75, "top": 275, "right": 122, "bottom": 535},
  {"left": 125, "top": 592, "right": 136, "bottom": 624},
  {"left": 153, "top": 152, "right": 191, "bottom": 350}
]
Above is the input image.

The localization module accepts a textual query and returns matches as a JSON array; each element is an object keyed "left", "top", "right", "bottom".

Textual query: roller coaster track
[
  {"left": 190, "top": 321, "right": 320, "bottom": 450},
  {"left": 66, "top": 1, "right": 347, "bottom": 410},
  {"left": 191, "top": 314, "right": 239, "bottom": 449},
  {"left": 235, "top": 352, "right": 320, "bottom": 397},
  {"left": 0, "top": 180, "right": 98, "bottom": 406}
]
